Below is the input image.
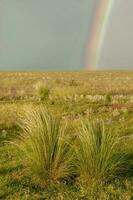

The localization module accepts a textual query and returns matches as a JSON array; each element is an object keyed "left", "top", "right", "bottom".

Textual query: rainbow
[{"left": 84, "top": 0, "right": 114, "bottom": 70}]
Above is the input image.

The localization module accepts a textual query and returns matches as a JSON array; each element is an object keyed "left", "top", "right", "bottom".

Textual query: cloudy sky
[{"left": 0, "top": 0, "right": 133, "bottom": 70}]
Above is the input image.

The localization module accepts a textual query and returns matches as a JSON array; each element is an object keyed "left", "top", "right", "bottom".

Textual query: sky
[
  {"left": 0, "top": 0, "right": 133, "bottom": 70},
  {"left": 99, "top": 0, "right": 133, "bottom": 70}
]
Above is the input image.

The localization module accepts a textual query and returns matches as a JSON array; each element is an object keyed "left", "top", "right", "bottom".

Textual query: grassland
[{"left": 1, "top": 71, "right": 133, "bottom": 199}]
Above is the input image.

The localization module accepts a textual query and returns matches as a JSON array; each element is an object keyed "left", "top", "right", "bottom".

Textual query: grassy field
[{"left": 1, "top": 71, "right": 133, "bottom": 199}]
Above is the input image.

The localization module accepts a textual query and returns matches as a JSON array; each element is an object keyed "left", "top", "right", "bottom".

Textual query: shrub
[
  {"left": 106, "top": 94, "right": 112, "bottom": 103},
  {"left": 69, "top": 79, "right": 78, "bottom": 87},
  {"left": 34, "top": 81, "right": 50, "bottom": 101},
  {"left": 16, "top": 106, "right": 74, "bottom": 184},
  {"left": 75, "top": 119, "right": 132, "bottom": 183}
]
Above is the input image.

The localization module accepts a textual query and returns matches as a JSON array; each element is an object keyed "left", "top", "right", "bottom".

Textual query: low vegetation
[
  {"left": 75, "top": 119, "right": 133, "bottom": 183},
  {"left": 16, "top": 107, "right": 74, "bottom": 184},
  {"left": 34, "top": 81, "right": 50, "bottom": 101},
  {"left": 1, "top": 71, "right": 133, "bottom": 199},
  {"left": 15, "top": 109, "right": 133, "bottom": 186}
]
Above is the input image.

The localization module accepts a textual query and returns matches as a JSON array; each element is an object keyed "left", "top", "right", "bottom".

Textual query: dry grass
[{"left": 0, "top": 71, "right": 133, "bottom": 100}]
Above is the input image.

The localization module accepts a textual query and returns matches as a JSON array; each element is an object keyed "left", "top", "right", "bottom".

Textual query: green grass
[
  {"left": 1, "top": 71, "right": 133, "bottom": 199},
  {"left": 14, "top": 106, "right": 75, "bottom": 185},
  {"left": 34, "top": 81, "right": 50, "bottom": 101},
  {"left": 75, "top": 119, "right": 133, "bottom": 183}
]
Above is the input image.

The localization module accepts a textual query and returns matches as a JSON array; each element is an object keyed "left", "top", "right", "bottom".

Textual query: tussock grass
[
  {"left": 12, "top": 106, "right": 133, "bottom": 186},
  {"left": 16, "top": 106, "right": 74, "bottom": 184},
  {"left": 34, "top": 81, "right": 50, "bottom": 101},
  {"left": 75, "top": 119, "right": 133, "bottom": 183}
]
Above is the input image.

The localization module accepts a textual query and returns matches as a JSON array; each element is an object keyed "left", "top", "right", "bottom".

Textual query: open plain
[{"left": 1, "top": 71, "right": 133, "bottom": 200}]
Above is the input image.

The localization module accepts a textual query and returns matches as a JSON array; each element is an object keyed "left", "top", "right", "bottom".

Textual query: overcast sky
[
  {"left": 99, "top": 0, "right": 133, "bottom": 70},
  {"left": 0, "top": 0, "right": 133, "bottom": 70}
]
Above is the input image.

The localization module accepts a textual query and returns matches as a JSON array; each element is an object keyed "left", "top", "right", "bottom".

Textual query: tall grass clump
[
  {"left": 34, "top": 81, "right": 50, "bottom": 101},
  {"left": 105, "top": 93, "right": 112, "bottom": 103},
  {"left": 75, "top": 119, "right": 132, "bottom": 183},
  {"left": 16, "top": 106, "right": 74, "bottom": 184}
]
